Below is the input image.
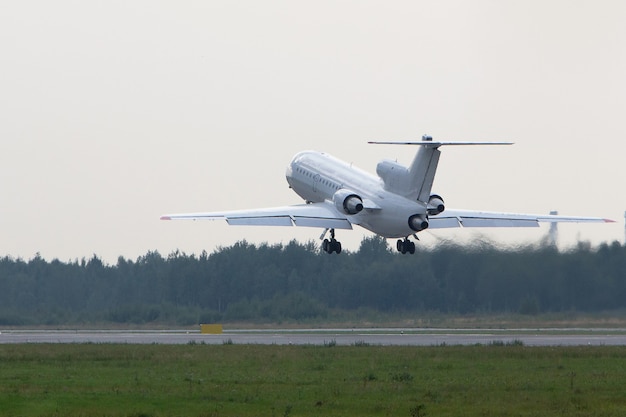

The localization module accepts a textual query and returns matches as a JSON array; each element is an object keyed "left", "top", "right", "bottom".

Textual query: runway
[{"left": 2, "top": 328, "right": 626, "bottom": 346}]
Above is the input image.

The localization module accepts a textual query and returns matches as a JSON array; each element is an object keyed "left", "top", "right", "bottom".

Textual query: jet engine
[
  {"left": 333, "top": 189, "right": 364, "bottom": 215},
  {"left": 427, "top": 194, "right": 445, "bottom": 215},
  {"left": 409, "top": 214, "right": 429, "bottom": 232}
]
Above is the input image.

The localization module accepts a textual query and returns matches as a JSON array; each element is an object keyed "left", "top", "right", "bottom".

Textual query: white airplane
[{"left": 161, "top": 135, "right": 613, "bottom": 254}]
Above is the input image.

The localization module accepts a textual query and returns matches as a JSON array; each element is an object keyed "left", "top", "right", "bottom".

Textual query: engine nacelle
[
  {"left": 333, "top": 189, "right": 364, "bottom": 215},
  {"left": 409, "top": 214, "right": 429, "bottom": 232},
  {"left": 427, "top": 194, "right": 445, "bottom": 215},
  {"left": 376, "top": 159, "right": 410, "bottom": 194}
]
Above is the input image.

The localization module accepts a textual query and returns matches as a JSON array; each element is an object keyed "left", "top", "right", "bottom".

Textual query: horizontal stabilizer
[{"left": 368, "top": 141, "right": 513, "bottom": 147}]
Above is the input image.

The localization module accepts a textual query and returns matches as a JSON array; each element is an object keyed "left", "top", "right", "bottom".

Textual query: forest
[{"left": 0, "top": 237, "right": 625, "bottom": 326}]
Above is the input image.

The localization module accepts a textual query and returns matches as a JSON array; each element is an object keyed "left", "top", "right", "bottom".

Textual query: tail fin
[
  {"left": 369, "top": 135, "right": 513, "bottom": 202},
  {"left": 409, "top": 143, "right": 441, "bottom": 202}
]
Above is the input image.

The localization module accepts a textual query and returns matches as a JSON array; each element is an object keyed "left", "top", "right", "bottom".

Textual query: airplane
[{"left": 161, "top": 135, "right": 613, "bottom": 254}]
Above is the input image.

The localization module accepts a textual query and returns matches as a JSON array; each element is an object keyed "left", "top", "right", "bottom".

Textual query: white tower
[{"left": 549, "top": 210, "right": 558, "bottom": 247}]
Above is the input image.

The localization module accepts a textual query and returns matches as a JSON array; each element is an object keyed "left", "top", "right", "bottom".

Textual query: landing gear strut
[
  {"left": 322, "top": 228, "right": 342, "bottom": 254},
  {"left": 396, "top": 237, "right": 416, "bottom": 255}
]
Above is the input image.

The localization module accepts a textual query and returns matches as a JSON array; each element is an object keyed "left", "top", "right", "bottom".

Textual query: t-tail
[{"left": 369, "top": 135, "right": 513, "bottom": 204}]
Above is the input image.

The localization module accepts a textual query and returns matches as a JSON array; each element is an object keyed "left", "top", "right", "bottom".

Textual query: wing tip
[
  {"left": 604, "top": 218, "right": 616, "bottom": 223},
  {"left": 160, "top": 215, "right": 172, "bottom": 221}
]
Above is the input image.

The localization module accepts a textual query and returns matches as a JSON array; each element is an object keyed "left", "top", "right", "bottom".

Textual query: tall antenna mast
[{"left": 549, "top": 210, "right": 558, "bottom": 247}]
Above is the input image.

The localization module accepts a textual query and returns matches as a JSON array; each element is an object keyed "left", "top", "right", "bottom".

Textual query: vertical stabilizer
[{"left": 408, "top": 143, "right": 441, "bottom": 202}]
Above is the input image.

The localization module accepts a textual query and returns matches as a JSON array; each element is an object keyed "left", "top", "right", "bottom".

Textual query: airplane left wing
[
  {"left": 429, "top": 209, "right": 614, "bottom": 229},
  {"left": 161, "top": 202, "right": 353, "bottom": 230}
]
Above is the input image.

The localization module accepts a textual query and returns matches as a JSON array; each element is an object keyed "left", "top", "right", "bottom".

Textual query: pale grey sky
[{"left": 1, "top": 1, "right": 624, "bottom": 262}]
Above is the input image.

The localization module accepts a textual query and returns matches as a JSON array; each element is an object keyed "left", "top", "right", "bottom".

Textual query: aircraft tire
[
  {"left": 323, "top": 239, "right": 342, "bottom": 254},
  {"left": 408, "top": 241, "right": 416, "bottom": 254},
  {"left": 396, "top": 239, "right": 415, "bottom": 255},
  {"left": 334, "top": 241, "right": 342, "bottom": 254}
]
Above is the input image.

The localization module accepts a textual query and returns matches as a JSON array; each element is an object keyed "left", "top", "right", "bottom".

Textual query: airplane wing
[
  {"left": 428, "top": 209, "right": 614, "bottom": 229},
  {"left": 161, "top": 202, "right": 353, "bottom": 230}
]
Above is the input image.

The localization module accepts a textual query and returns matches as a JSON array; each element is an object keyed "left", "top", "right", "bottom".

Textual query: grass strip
[{"left": 1, "top": 343, "right": 626, "bottom": 416}]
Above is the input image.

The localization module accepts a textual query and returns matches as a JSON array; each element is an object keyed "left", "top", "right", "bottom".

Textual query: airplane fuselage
[{"left": 285, "top": 151, "right": 429, "bottom": 239}]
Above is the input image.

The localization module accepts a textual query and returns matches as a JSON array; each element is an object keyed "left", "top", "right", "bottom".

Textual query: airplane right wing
[
  {"left": 428, "top": 209, "right": 614, "bottom": 229},
  {"left": 161, "top": 202, "right": 353, "bottom": 230}
]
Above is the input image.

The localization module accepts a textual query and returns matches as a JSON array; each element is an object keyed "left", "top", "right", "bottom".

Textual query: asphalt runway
[{"left": 2, "top": 329, "right": 626, "bottom": 346}]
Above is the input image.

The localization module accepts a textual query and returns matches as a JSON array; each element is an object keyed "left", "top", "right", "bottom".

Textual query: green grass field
[{"left": 1, "top": 343, "right": 626, "bottom": 416}]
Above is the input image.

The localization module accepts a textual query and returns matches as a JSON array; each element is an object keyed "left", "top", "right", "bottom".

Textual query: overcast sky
[{"left": 1, "top": 1, "right": 624, "bottom": 262}]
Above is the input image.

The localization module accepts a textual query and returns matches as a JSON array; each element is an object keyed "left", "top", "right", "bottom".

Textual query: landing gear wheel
[
  {"left": 322, "top": 229, "right": 342, "bottom": 254},
  {"left": 397, "top": 238, "right": 416, "bottom": 255},
  {"left": 408, "top": 241, "right": 416, "bottom": 254},
  {"left": 333, "top": 241, "right": 342, "bottom": 254},
  {"left": 325, "top": 239, "right": 342, "bottom": 254}
]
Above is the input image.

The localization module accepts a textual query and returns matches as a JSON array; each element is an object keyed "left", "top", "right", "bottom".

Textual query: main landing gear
[
  {"left": 396, "top": 237, "right": 416, "bottom": 255},
  {"left": 321, "top": 228, "right": 342, "bottom": 254}
]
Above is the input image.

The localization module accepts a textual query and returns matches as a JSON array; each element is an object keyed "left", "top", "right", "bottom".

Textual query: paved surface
[{"left": 2, "top": 329, "right": 626, "bottom": 346}]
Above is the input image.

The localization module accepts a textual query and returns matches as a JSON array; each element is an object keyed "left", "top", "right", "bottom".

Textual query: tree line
[{"left": 1, "top": 237, "right": 625, "bottom": 325}]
